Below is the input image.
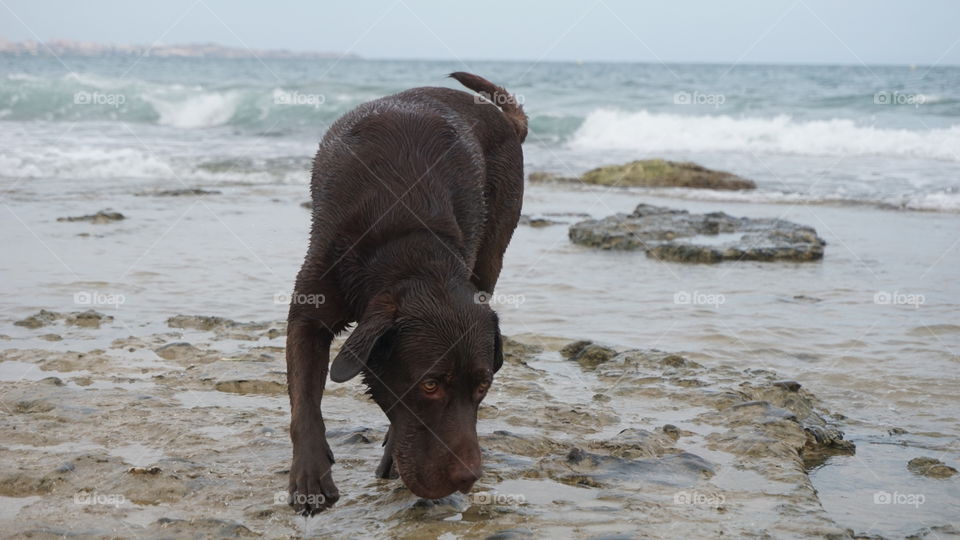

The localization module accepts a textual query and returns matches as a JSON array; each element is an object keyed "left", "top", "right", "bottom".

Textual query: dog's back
[{"left": 303, "top": 74, "right": 526, "bottom": 318}]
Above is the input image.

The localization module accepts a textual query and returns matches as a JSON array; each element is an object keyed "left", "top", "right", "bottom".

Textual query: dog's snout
[{"left": 451, "top": 461, "right": 482, "bottom": 493}]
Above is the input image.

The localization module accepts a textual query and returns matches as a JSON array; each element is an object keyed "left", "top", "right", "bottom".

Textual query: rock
[
  {"left": 57, "top": 210, "right": 125, "bottom": 224},
  {"left": 0, "top": 330, "right": 865, "bottom": 538},
  {"left": 528, "top": 161, "right": 756, "bottom": 191},
  {"left": 154, "top": 342, "right": 201, "bottom": 361},
  {"left": 14, "top": 310, "right": 59, "bottom": 328},
  {"left": 486, "top": 528, "right": 535, "bottom": 540},
  {"left": 579, "top": 160, "right": 756, "bottom": 190},
  {"left": 569, "top": 203, "right": 825, "bottom": 263},
  {"left": 518, "top": 214, "right": 563, "bottom": 227},
  {"left": 213, "top": 379, "right": 286, "bottom": 395},
  {"left": 138, "top": 188, "right": 221, "bottom": 196},
  {"left": 560, "top": 340, "right": 618, "bottom": 368},
  {"left": 342, "top": 430, "right": 374, "bottom": 444},
  {"left": 166, "top": 315, "right": 234, "bottom": 331},
  {"left": 907, "top": 457, "right": 957, "bottom": 478},
  {"left": 552, "top": 447, "right": 714, "bottom": 488},
  {"left": 774, "top": 380, "right": 802, "bottom": 392},
  {"left": 65, "top": 310, "right": 112, "bottom": 328},
  {"left": 527, "top": 171, "right": 580, "bottom": 183},
  {"left": 166, "top": 314, "right": 275, "bottom": 340},
  {"left": 152, "top": 518, "right": 256, "bottom": 538},
  {"left": 128, "top": 466, "right": 162, "bottom": 475}
]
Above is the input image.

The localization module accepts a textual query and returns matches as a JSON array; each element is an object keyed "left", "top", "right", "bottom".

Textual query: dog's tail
[{"left": 449, "top": 72, "right": 527, "bottom": 143}]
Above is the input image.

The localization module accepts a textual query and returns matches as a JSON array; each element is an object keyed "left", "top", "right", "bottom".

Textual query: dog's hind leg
[{"left": 470, "top": 146, "right": 524, "bottom": 294}]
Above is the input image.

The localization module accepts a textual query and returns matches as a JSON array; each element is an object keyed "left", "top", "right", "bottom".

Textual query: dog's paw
[{"left": 288, "top": 447, "right": 340, "bottom": 516}]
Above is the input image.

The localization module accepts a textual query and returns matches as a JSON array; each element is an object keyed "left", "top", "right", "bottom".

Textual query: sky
[{"left": 1, "top": 0, "right": 959, "bottom": 66}]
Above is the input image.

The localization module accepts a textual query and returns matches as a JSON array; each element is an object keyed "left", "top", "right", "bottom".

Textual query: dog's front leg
[
  {"left": 375, "top": 424, "right": 398, "bottom": 479},
  {"left": 286, "top": 316, "right": 340, "bottom": 515}
]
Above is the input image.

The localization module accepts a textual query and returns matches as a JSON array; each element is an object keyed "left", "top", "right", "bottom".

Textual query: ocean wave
[
  {"left": 568, "top": 108, "right": 960, "bottom": 162},
  {"left": 142, "top": 91, "right": 242, "bottom": 128},
  {"left": 0, "top": 72, "right": 353, "bottom": 130},
  {"left": 0, "top": 146, "right": 309, "bottom": 184},
  {"left": 554, "top": 183, "right": 960, "bottom": 213}
]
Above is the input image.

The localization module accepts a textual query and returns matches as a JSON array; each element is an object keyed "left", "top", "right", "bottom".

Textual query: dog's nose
[{"left": 451, "top": 463, "right": 481, "bottom": 493}]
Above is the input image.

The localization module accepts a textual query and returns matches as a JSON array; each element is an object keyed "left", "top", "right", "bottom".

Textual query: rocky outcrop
[
  {"left": 569, "top": 203, "right": 825, "bottom": 263},
  {"left": 529, "top": 159, "right": 756, "bottom": 191},
  {"left": 57, "top": 210, "right": 125, "bottom": 224}
]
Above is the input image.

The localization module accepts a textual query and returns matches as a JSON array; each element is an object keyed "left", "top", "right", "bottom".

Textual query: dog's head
[{"left": 329, "top": 284, "right": 503, "bottom": 499}]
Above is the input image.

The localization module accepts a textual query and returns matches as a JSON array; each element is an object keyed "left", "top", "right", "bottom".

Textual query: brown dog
[{"left": 285, "top": 73, "right": 526, "bottom": 515}]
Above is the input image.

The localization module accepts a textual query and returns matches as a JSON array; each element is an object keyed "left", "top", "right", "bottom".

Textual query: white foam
[
  {"left": 568, "top": 109, "right": 960, "bottom": 162},
  {"left": 0, "top": 146, "right": 306, "bottom": 184},
  {"left": 0, "top": 147, "right": 173, "bottom": 180},
  {"left": 143, "top": 91, "right": 241, "bottom": 128},
  {"left": 901, "top": 191, "right": 960, "bottom": 212}
]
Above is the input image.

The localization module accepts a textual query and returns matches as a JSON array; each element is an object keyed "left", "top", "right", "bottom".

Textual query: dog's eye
[
  {"left": 421, "top": 380, "right": 439, "bottom": 394},
  {"left": 477, "top": 382, "right": 490, "bottom": 395}
]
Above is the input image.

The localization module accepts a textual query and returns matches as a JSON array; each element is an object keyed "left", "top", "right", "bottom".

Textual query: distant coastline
[{"left": 0, "top": 37, "right": 357, "bottom": 59}]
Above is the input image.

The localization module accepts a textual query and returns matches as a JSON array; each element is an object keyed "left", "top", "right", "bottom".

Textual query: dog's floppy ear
[
  {"left": 492, "top": 313, "right": 504, "bottom": 373},
  {"left": 330, "top": 295, "right": 397, "bottom": 383}
]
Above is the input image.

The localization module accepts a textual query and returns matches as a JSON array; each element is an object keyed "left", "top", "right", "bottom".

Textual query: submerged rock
[
  {"left": 213, "top": 379, "right": 286, "bottom": 395},
  {"left": 907, "top": 457, "right": 957, "bottom": 478},
  {"left": 65, "top": 310, "right": 113, "bottom": 329},
  {"left": 581, "top": 160, "right": 756, "bottom": 190},
  {"left": 14, "top": 309, "right": 112, "bottom": 329},
  {"left": 138, "top": 188, "right": 221, "bottom": 197},
  {"left": 14, "top": 310, "right": 59, "bottom": 329},
  {"left": 560, "top": 340, "right": 618, "bottom": 368},
  {"left": 529, "top": 159, "right": 756, "bottom": 191},
  {"left": 166, "top": 314, "right": 280, "bottom": 341},
  {"left": 569, "top": 203, "right": 825, "bottom": 263},
  {"left": 57, "top": 210, "right": 125, "bottom": 224},
  {"left": 518, "top": 215, "right": 563, "bottom": 227},
  {"left": 527, "top": 171, "right": 580, "bottom": 184}
]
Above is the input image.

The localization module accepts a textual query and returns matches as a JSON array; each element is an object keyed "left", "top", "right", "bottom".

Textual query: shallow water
[{"left": 2, "top": 176, "right": 958, "bottom": 537}]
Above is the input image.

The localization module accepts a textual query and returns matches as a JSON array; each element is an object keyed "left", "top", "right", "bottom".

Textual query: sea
[{"left": 1, "top": 56, "right": 958, "bottom": 537}]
